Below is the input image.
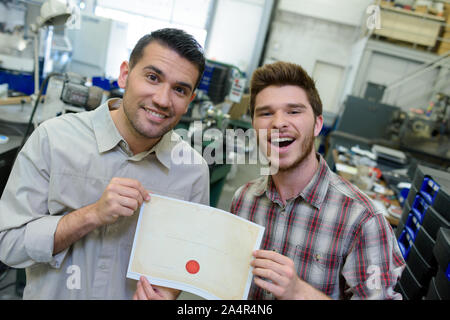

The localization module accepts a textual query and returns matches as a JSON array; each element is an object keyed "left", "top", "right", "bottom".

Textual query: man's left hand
[
  {"left": 251, "top": 249, "right": 301, "bottom": 299},
  {"left": 251, "top": 250, "right": 332, "bottom": 300}
]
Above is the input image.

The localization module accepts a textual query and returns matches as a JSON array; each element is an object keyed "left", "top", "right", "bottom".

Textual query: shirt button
[{"left": 100, "top": 264, "right": 108, "bottom": 270}]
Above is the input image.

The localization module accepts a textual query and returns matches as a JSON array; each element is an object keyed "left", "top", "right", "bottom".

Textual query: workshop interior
[{"left": 0, "top": 0, "right": 450, "bottom": 300}]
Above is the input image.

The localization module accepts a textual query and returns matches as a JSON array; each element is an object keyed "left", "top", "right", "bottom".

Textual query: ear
[
  {"left": 183, "top": 92, "right": 196, "bottom": 114},
  {"left": 118, "top": 61, "right": 130, "bottom": 89},
  {"left": 313, "top": 115, "right": 324, "bottom": 137},
  {"left": 189, "top": 92, "right": 196, "bottom": 103}
]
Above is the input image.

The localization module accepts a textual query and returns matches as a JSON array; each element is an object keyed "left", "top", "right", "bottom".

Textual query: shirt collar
[
  {"left": 253, "top": 154, "right": 331, "bottom": 209},
  {"left": 91, "top": 98, "right": 177, "bottom": 170},
  {"left": 148, "top": 130, "right": 180, "bottom": 170},
  {"left": 253, "top": 175, "right": 268, "bottom": 197},
  {"left": 300, "top": 154, "right": 330, "bottom": 209},
  {"left": 92, "top": 98, "right": 123, "bottom": 154}
]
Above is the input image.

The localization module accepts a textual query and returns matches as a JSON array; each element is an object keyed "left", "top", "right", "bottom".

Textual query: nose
[
  {"left": 272, "top": 110, "right": 288, "bottom": 130},
  {"left": 152, "top": 84, "right": 171, "bottom": 109}
]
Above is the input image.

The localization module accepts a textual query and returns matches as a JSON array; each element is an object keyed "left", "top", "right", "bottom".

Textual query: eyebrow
[
  {"left": 255, "top": 103, "right": 308, "bottom": 113},
  {"left": 254, "top": 105, "right": 271, "bottom": 113},
  {"left": 143, "top": 65, "right": 193, "bottom": 93},
  {"left": 286, "top": 103, "right": 307, "bottom": 110}
]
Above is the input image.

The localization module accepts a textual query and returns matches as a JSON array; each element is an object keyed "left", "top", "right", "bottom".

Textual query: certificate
[{"left": 126, "top": 194, "right": 265, "bottom": 300}]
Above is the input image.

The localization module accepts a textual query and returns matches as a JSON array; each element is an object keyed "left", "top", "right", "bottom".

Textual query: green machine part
[
  {"left": 173, "top": 122, "right": 231, "bottom": 208},
  {"left": 204, "top": 139, "right": 231, "bottom": 208}
]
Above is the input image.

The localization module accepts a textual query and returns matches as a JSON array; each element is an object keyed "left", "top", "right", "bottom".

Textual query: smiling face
[
  {"left": 252, "top": 85, "right": 323, "bottom": 172},
  {"left": 115, "top": 41, "right": 198, "bottom": 149}
]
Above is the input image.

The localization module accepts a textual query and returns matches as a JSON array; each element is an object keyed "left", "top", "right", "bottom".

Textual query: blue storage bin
[{"left": 419, "top": 177, "right": 440, "bottom": 205}]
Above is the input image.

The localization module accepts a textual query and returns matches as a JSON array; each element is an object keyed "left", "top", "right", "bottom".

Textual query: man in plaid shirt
[{"left": 230, "top": 61, "right": 405, "bottom": 300}]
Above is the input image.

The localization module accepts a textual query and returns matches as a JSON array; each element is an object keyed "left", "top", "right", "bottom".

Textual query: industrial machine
[
  {"left": 197, "top": 60, "right": 246, "bottom": 106},
  {"left": 0, "top": 70, "right": 103, "bottom": 298},
  {"left": 326, "top": 95, "right": 450, "bottom": 169},
  {"left": 399, "top": 94, "right": 450, "bottom": 156},
  {"left": 39, "top": 72, "right": 103, "bottom": 121},
  {"left": 0, "top": 0, "right": 77, "bottom": 96},
  {"left": 175, "top": 60, "right": 248, "bottom": 208},
  {"left": 175, "top": 100, "right": 233, "bottom": 208}
]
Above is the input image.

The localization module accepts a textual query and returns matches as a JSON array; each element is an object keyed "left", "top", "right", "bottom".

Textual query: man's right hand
[
  {"left": 53, "top": 177, "right": 150, "bottom": 255},
  {"left": 91, "top": 177, "right": 151, "bottom": 226}
]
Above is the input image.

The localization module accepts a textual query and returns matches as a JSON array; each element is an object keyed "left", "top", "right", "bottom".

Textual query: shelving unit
[
  {"left": 395, "top": 165, "right": 450, "bottom": 299},
  {"left": 374, "top": 4, "right": 445, "bottom": 48}
]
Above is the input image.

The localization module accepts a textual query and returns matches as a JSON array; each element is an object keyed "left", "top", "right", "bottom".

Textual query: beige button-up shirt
[{"left": 0, "top": 99, "right": 210, "bottom": 299}]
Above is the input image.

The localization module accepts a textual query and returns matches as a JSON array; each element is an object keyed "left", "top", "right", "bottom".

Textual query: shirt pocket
[
  {"left": 294, "top": 245, "right": 343, "bottom": 296},
  {"left": 113, "top": 188, "right": 188, "bottom": 247},
  {"left": 48, "top": 172, "right": 110, "bottom": 215}
]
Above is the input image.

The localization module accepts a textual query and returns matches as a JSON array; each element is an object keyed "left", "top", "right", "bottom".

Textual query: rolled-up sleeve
[
  {"left": 24, "top": 215, "right": 68, "bottom": 267},
  {"left": 0, "top": 125, "right": 67, "bottom": 269},
  {"left": 342, "top": 212, "right": 406, "bottom": 300}
]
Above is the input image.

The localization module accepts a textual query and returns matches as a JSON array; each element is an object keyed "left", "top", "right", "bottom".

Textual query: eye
[
  {"left": 174, "top": 86, "right": 187, "bottom": 96},
  {"left": 289, "top": 108, "right": 304, "bottom": 115},
  {"left": 255, "top": 110, "right": 270, "bottom": 117},
  {"left": 146, "top": 73, "right": 159, "bottom": 83}
]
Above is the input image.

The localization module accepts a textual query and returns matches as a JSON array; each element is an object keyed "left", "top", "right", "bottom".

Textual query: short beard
[
  {"left": 257, "top": 126, "right": 316, "bottom": 174},
  {"left": 278, "top": 130, "right": 315, "bottom": 172},
  {"left": 122, "top": 98, "right": 172, "bottom": 140}
]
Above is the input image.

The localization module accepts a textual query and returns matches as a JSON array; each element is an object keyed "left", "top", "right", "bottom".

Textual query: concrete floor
[
  {"left": 216, "top": 163, "right": 262, "bottom": 212},
  {"left": 0, "top": 162, "right": 262, "bottom": 300}
]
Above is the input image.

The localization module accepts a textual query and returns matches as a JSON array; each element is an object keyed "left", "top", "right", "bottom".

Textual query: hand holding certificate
[{"left": 126, "top": 194, "right": 265, "bottom": 300}]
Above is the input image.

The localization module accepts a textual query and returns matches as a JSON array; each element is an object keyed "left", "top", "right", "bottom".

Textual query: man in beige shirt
[{"left": 0, "top": 28, "right": 209, "bottom": 299}]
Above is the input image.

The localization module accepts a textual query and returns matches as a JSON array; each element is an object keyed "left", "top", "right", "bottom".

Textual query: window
[{"left": 95, "top": 0, "right": 213, "bottom": 55}]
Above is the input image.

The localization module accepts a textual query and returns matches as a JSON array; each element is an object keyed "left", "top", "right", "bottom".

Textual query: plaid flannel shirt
[{"left": 230, "top": 154, "right": 405, "bottom": 300}]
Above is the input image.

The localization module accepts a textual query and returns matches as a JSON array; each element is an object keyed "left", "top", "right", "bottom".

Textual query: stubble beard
[
  {"left": 257, "top": 125, "right": 316, "bottom": 174},
  {"left": 278, "top": 129, "right": 315, "bottom": 172},
  {"left": 122, "top": 96, "right": 174, "bottom": 140}
]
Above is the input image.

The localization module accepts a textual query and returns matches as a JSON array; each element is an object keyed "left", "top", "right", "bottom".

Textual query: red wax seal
[{"left": 185, "top": 260, "right": 200, "bottom": 274}]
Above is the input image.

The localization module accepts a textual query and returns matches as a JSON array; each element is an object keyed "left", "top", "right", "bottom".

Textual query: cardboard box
[
  {"left": 445, "top": 2, "right": 450, "bottom": 21},
  {"left": 445, "top": 4, "right": 450, "bottom": 29},
  {"left": 437, "top": 44, "right": 450, "bottom": 55},
  {"left": 437, "top": 29, "right": 450, "bottom": 55},
  {"left": 381, "top": 0, "right": 394, "bottom": 7},
  {"left": 437, "top": 30, "right": 450, "bottom": 55},
  {"left": 228, "top": 94, "right": 250, "bottom": 120},
  {"left": 415, "top": 5, "right": 428, "bottom": 14},
  {"left": 445, "top": 2, "right": 450, "bottom": 13},
  {"left": 445, "top": 23, "right": 450, "bottom": 33},
  {"left": 375, "top": 6, "right": 444, "bottom": 47}
]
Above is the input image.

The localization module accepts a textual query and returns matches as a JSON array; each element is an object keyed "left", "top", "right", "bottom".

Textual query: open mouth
[{"left": 271, "top": 137, "right": 295, "bottom": 148}]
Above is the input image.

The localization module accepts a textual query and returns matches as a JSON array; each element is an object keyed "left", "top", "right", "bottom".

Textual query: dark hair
[
  {"left": 129, "top": 28, "right": 206, "bottom": 90},
  {"left": 249, "top": 61, "right": 322, "bottom": 119}
]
